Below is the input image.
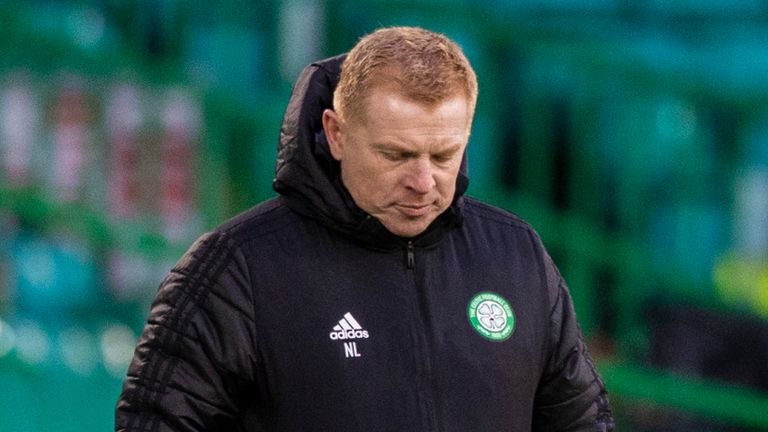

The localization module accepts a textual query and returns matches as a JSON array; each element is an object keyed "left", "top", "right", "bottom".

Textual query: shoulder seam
[
  {"left": 461, "top": 197, "right": 535, "bottom": 232},
  {"left": 220, "top": 200, "right": 306, "bottom": 247}
]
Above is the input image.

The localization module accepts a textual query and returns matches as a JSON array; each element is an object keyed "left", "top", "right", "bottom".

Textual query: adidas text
[
  {"left": 329, "top": 329, "right": 369, "bottom": 340},
  {"left": 329, "top": 312, "right": 370, "bottom": 341}
]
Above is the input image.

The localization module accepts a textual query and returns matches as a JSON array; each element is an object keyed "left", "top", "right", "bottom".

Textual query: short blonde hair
[{"left": 333, "top": 26, "right": 478, "bottom": 123}]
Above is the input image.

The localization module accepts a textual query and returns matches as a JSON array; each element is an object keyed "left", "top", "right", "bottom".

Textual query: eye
[
  {"left": 381, "top": 151, "right": 404, "bottom": 161},
  {"left": 380, "top": 150, "right": 417, "bottom": 162},
  {"left": 432, "top": 152, "right": 457, "bottom": 164}
]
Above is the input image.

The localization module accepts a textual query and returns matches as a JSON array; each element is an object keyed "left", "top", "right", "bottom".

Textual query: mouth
[{"left": 394, "top": 203, "right": 434, "bottom": 217}]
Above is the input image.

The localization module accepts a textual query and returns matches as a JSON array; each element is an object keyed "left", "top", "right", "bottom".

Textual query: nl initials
[{"left": 344, "top": 342, "right": 361, "bottom": 358}]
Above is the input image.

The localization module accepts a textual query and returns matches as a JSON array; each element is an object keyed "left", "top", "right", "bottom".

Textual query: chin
[{"left": 385, "top": 221, "right": 432, "bottom": 238}]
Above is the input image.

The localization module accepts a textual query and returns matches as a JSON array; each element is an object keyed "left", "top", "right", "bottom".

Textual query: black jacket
[{"left": 116, "top": 55, "right": 614, "bottom": 431}]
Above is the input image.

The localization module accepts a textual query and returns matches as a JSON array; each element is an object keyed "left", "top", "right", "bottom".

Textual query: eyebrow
[{"left": 370, "top": 140, "right": 464, "bottom": 155}]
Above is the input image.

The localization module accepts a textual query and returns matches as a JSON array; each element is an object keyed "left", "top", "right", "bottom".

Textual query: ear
[{"left": 322, "top": 109, "right": 344, "bottom": 161}]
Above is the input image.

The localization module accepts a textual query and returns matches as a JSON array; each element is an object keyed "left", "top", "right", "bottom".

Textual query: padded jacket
[{"left": 115, "top": 55, "right": 614, "bottom": 431}]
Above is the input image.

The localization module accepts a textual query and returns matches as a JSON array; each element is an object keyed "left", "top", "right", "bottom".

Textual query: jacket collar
[{"left": 272, "top": 55, "right": 469, "bottom": 250}]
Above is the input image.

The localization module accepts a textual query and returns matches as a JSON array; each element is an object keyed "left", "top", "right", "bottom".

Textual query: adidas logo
[{"left": 329, "top": 312, "right": 369, "bottom": 340}]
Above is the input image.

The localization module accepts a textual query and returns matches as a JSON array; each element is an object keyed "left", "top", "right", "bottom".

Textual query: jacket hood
[{"left": 272, "top": 54, "right": 469, "bottom": 248}]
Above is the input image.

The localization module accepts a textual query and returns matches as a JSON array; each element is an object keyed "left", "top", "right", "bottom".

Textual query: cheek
[
  {"left": 436, "top": 169, "right": 460, "bottom": 194},
  {"left": 371, "top": 171, "right": 403, "bottom": 193},
  {"left": 349, "top": 163, "right": 399, "bottom": 196}
]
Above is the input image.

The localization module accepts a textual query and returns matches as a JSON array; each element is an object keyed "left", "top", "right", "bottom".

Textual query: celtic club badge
[{"left": 467, "top": 292, "right": 515, "bottom": 341}]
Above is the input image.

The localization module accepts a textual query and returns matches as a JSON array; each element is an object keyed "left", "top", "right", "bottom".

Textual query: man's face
[{"left": 323, "top": 87, "right": 471, "bottom": 238}]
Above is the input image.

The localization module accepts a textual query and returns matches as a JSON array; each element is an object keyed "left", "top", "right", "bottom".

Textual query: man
[{"left": 116, "top": 26, "right": 614, "bottom": 431}]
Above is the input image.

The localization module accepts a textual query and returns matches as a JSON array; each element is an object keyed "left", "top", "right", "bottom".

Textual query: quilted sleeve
[
  {"left": 115, "top": 231, "right": 257, "bottom": 431},
  {"left": 532, "top": 255, "right": 615, "bottom": 432}
]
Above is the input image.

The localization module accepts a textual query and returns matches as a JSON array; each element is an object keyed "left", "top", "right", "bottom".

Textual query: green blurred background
[{"left": 2, "top": 0, "right": 768, "bottom": 430}]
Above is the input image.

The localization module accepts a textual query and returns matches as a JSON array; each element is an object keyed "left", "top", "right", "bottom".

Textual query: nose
[{"left": 404, "top": 158, "right": 436, "bottom": 194}]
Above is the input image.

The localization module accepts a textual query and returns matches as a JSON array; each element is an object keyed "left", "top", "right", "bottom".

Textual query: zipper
[
  {"left": 406, "top": 240, "right": 415, "bottom": 269},
  {"left": 403, "top": 240, "right": 438, "bottom": 430}
]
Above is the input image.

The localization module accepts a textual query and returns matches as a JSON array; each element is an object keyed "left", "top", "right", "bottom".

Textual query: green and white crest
[{"left": 467, "top": 292, "right": 515, "bottom": 341}]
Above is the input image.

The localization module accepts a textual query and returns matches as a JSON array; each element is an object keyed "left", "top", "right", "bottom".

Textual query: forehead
[{"left": 356, "top": 87, "right": 471, "bottom": 131}]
